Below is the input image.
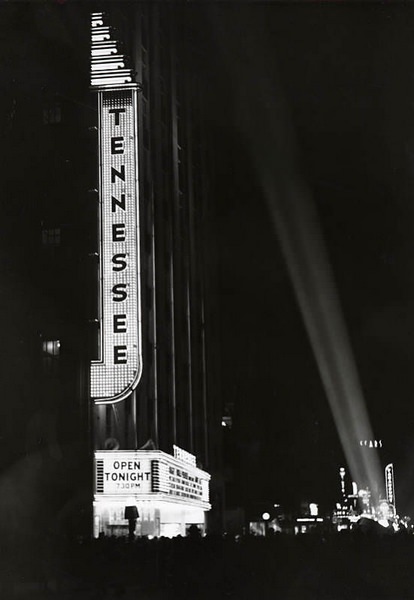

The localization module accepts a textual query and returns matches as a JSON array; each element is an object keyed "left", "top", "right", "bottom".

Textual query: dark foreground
[{"left": 2, "top": 531, "right": 414, "bottom": 599}]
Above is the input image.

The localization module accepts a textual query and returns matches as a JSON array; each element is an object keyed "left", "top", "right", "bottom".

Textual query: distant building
[{"left": 332, "top": 459, "right": 399, "bottom": 531}]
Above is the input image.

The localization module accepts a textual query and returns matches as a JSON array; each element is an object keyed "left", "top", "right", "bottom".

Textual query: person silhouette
[{"left": 124, "top": 505, "right": 139, "bottom": 541}]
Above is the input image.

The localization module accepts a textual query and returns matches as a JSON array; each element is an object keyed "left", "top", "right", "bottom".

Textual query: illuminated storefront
[{"left": 94, "top": 446, "right": 211, "bottom": 538}]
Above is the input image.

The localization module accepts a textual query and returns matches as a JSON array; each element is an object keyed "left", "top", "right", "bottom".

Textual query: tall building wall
[
  {"left": 0, "top": 2, "right": 93, "bottom": 540},
  {"left": 92, "top": 4, "right": 220, "bottom": 478},
  {"left": 0, "top": 2, "right": 222, "bottom": 537}
]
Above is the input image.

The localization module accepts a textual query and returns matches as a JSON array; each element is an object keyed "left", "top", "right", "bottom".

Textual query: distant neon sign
[
  {"left": 90, "top": 87, "right": 142, "bottom": 403},
  {"left": 359, "top": 439, "right": 382, "bottom": 448},
  {"left": 385, "top": 463, "right": 395, "bottom": 509}
]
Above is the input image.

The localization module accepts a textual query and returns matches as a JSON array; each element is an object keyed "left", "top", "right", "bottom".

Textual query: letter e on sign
[
  {"left": 112, "top": 224, "right": 126, "bottom": 242},
  {"left": 114, "top": 346, "right": 127, "bottom": 364},
  {"left": 111, "top": 136, "right": 124, "bottom": 154},
  {"left": 114, "top": 314, "right": 127, "bottom": 333}
]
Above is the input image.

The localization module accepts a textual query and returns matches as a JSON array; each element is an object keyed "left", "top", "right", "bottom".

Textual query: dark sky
[
  {"left": 201, "top": 3, "right": 414, "bottom": 513},
  {"left": 3, "top": 0, "right": 414, "bottom": 516}
]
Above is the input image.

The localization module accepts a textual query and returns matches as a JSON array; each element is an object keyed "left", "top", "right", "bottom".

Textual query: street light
[{"left": 262, "top": 512, "right": 270, "bottom": 537}]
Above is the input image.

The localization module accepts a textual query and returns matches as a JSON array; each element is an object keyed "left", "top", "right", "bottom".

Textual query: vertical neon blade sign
[
  {"left": 91, "top": 89, "right": 142, "bottom": 403},
  {"left": 90, "top": 14, "right": 142, "bottom": 404}
]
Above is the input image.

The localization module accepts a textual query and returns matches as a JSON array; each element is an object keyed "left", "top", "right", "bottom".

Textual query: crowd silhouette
[{"left": 3, "top": 526, "right": 414, "bottom": 599}]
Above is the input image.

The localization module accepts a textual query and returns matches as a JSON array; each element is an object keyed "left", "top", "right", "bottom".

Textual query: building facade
[
  {"left": 89, "top": 5, "right": 221, "bottom": 536},
  {"left": 0, "top": 2, "right": 93, "bottom": 542},
  {"left": 0, "top": 2, "right": 222, "bottom": 541}
]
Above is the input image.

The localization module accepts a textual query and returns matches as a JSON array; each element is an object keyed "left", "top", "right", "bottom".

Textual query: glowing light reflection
[{"left": 210, "top": 14, "right": 384, "bottom": 499}]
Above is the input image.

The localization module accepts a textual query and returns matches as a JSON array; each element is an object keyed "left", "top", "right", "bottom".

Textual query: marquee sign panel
[{"left": 95, "top": 450, "right": 211, "bottom": 509}]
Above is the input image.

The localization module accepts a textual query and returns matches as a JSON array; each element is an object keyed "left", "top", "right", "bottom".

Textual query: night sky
[
  {"left": 201, "top": 3, "right": 414, "bottom": 514},
  {"left": 3, "top": 1, "right": 414, "bottom": 517}
]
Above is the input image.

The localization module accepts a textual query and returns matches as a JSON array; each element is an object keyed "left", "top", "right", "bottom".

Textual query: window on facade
[
  {"left": 42, "top": 340, "right": 60, "bottom": 357},
  {"left": 43, "top": 104, "right": 62, "bottom": 125},
  {"left": 42, "top": 340, "right": 60, "bottom": 375},
  {"left": 42, "top": 227, "right": 61, "bottom": 247}
]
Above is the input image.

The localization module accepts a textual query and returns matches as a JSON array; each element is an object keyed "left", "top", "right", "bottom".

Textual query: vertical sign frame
[{"left": 90, "top": 84, "right": 143, "bottom": 404}]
